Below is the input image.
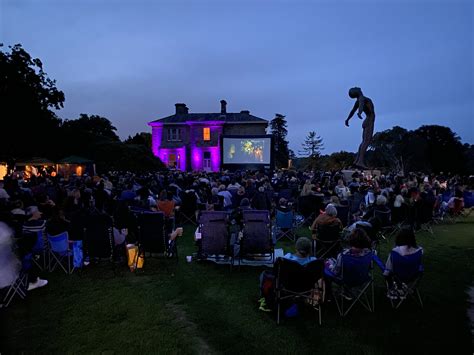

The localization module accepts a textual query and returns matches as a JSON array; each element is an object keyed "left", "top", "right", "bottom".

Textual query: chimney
[
  {"left": 175, "top": 103, "right": 188, "bottom": 115},
  {"left": 240, "top": 110, "right": 250, "bottom": 115},
  {"left": 220, "top": 100, "right": 227, "bottom": 114}
]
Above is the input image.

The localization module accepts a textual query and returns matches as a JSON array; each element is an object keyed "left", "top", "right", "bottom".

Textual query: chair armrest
[{"left": 372, "top": 254, "right": 386, "bottom": 272}]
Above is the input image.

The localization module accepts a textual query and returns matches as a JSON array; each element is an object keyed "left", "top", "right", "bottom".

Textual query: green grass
[{"left": 2, "top": 218, "right": 474, "bottom": 354}]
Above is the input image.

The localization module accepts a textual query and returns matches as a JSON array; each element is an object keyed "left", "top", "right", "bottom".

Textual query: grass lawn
[{"left": 1, "top": 217, "right": 473, "bottom": 354}]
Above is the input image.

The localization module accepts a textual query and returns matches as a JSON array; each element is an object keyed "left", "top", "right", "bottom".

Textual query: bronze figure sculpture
[{"left": 345, "top": 87, "right": 375, "bottom": 169}]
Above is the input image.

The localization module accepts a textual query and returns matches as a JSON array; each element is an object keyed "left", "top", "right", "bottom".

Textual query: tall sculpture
[{"left": 345, "top": 87, "right": 375, "bottom": 169}]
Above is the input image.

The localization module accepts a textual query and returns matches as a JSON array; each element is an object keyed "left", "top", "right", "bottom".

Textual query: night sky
[{"left": 2, "top": 0, "right": 473, "bottom": 154}]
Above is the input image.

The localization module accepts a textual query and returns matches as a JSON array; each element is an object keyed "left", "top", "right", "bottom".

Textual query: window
[
  {"left": 167, "top": 128, "right": 182, "bottom": 141},
  {"left": 203, "top": 127, "right": 210, "bottom": 141}
]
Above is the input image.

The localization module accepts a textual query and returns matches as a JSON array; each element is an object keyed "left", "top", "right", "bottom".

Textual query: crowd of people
[{"left": 0, "top": 167, "right": 472, "bottom": 304}]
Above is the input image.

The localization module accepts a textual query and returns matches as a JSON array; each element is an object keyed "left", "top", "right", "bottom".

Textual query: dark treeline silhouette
[{"left": 1, "top": 44, "right": 164, "bottom": 172}]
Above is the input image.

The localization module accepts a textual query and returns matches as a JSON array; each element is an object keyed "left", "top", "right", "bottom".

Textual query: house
[{"left": 148, "top": 100, "right": 268, "bottom": 171}]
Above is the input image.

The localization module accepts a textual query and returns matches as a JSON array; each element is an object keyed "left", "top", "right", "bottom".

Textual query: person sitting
[
  {"left": 276, "top": 198, "right": 291, "bottom": 213},
  {"left": 157, "top": 190, "right": 176, "bottom": 218},
  {"left": 310, "top": 204, "right": 342, "bottom": 239},
  {"left": 258, "top": 237, "right": 316, "bottom": 311},
  {"left": 217, "top": 185, "right": 233, "bottom": 211},
  {"left": 251, "top": 186, "right": 272, "bottom": 211},
  {"left": 384, "top": 228, "right": 423, "bottom": 276},
  {"left": 325, "top": 227, "right": 372, "bottom": 277},
  {"left": 383, "top": 228, "right": 423, "bottom": 299}
]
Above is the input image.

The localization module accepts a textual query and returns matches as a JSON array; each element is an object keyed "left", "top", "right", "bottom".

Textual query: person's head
[
  {"left": 295, "top": 237, "right": 312, "bottom": 258},
  {"left": 395, "top": 228, "right": 418, "bottom": 248},
  {"left": 218, "top": 184, "right": 226, "bottom": 192},
  {"left": 325, "top": 204, "right": 338, "bottom": 217},
  {"left": 376, "top": 195, "right": 387, "bottom": 206},
  {"left": 26, "top": 206, "right": 43, "bottom": 220},
  {"left": 240, "top": 198, "right": 250, "bottom": 208},
  {"left": 279, "top": 198, "right": 287, "bottom": 207},
  {"left": 349, "top": 228, "right": 371, "bottom": 249},
  {"left": 349, "top": 87, "right": 363, "bottom": 99}
]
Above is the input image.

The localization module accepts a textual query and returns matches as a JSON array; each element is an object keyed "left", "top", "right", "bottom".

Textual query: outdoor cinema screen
[{"left": 223, "top": 137, "right": 271, "bottom": 165}]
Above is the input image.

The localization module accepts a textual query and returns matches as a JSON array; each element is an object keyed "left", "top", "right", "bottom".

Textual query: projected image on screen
[{"left": 223, "top": 138, "right": 271, "bottom": 164}]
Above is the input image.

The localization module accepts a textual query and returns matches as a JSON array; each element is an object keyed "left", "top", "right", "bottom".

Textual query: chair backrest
[
  {"left": 341, "top": 251, "right": 373, "bottom": 287},
  {"left": 242, "top": 210, "right": 272, "bottom": 253},
  {"left": 48, "top": 232, "right": 70, "bottom": 254},
  {"left": 276, "top": 257, "right": 324, "bottom": 292},
  {"left": 391, "top": 249, "right": 423, "bottom": 282},
  {"left": 198, "top": 211, "right": 229, "bottom": 255},
  {"left": 137, "top": 211, "right": 166, "bottom": 253},
  {"left": 335, "top": 205, "right": 349, "bottom": 227},
  {"left": 374, "top": 209, "right": 391, "bottom": 227},
  {"left": 32, "top": 230, "right": 45, "bottom": 253},
  {"left": 276, "top": 210, "right": 293, "bottom": 229},
  {"left": 179, "top": 190, "right": 198, "bottom": 213},
  {"left": 316, "top": 223, "right": 341, "bottom": 242},
  {"left": 84, "top": 213, "right": 113, "bottom": 258}
]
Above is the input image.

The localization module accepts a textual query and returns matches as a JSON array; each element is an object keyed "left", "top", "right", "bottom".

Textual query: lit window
[
  {"left": 167, "top": 128, "right": 181, "bottom": 141},
  {"left": 203, "top": 127, "right": 210, "bottom": 141}
]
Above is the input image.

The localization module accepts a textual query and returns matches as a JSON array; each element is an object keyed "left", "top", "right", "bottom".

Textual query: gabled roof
[
  {"left": 58, "top": 155, "right": 93, "bottom": 164},
  {"left": 149, "top": 112, "right": 268, "bottom": 125}
]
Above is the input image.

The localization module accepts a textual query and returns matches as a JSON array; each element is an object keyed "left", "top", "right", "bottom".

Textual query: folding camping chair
[
  {"left": 1, "top": 254, "right": 32, "bottom": 308},
  {"left": 239, "top": 210, "right": 274, "bottom": 266},
  {"left": 374, "top": 209, "right": 394, "bottom": 240},
  {"left": 197, "top": 211, "right": 232, "bottom": 264},
  {"left": 375, "top": 250, "right": 424, "bottom": 309},
  {"left": 177, "top": 190, "right": 199, "bottom": 225},
  {"left": 135, "top": 211, "right": 171, "bottom": 258},
  {"left": 275, "top": 258, "right": 325, "bottom": 325},
  {"left": 274, "top": 210, "right": 296, "bottom": 242},
  {"left": 295, "top": 195, "right": 320, "bottom": 227},
  {"left": 83, "top": 213, "right": 114, "bottom": 261},
  {"left": 312, "top": 224, "right": 342, "bottom": 259},
  {"left": 30, "top": 230, "right": 48, "bottom": 271},
  {"left": 336, "top": 205, "right": 350, "bottom": 228},
  {"left": 48, "top": 232, "right": 75, "bottom": 274},
  {"left": 327, "top": 251, "right": 375, "bottom": 316}
]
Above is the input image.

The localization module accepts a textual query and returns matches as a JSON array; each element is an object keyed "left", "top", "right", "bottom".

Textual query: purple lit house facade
[{"left": 148, "top": 100, "right": 268, "bottom": 172}]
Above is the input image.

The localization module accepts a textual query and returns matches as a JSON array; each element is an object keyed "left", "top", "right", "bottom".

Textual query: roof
[
  {"left": 149, "top": 112, "right": 268, "bottom": 125},
  {"left": 58, "top": 155, "right": 93, "bottom": 164},
  {"left": 16, "top": 157, "right": 55, "bottom": 166}
]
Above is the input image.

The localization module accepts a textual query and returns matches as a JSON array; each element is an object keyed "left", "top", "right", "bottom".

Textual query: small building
[
  {"left": 15, "top": 157, "right": 56, "bottom": 178},
  {"left": 57, "top": 156, "right": 96, "bottom": 177},
  {"left": 148, "top": 100, "right": 268, "bottom": 171}
]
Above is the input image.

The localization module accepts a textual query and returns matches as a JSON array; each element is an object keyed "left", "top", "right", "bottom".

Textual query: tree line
[
  {"left": 0, "top": 44, "right": 163, "bottom": 172},
  {"left": 270, "top": 114, "right": 473, "bottom": 174}
]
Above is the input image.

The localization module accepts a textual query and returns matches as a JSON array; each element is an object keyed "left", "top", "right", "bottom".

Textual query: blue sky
[{"left": 2, "top": 0, "right": 473, "bottom": 154}]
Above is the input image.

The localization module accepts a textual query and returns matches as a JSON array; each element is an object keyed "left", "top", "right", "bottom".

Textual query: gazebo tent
[
  {"left": 15, "top": 157, "right": 56, "bottom": 178},
  {"left": 57, "top": 156, "right": 95, "bottom": 177}
]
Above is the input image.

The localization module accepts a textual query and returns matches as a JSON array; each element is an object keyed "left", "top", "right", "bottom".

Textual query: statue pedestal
[{"left": 341, "top": 169, "right": 381, "bottom": 181}]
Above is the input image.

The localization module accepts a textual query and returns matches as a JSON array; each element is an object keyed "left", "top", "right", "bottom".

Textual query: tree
[
  {"left": 124, "top": 132, "right": 152, "bottom": 147},
  {"left": 323, "top": 151, "right": 356, "bottom": 171},
  {"left": 299, "top": 131, "right": 324, "bottom": 170},
  {"left": 270, "top": 114, "right": 290, "bottom": 168},
  {"left": 62, "top": 114, "right": 120, "bottom": 141},
  {"left": 413, "top": 125, "right": 465, "bottom": 173},
  {"left": 0, "top": 44, "right": 65, "bottom": 161}
]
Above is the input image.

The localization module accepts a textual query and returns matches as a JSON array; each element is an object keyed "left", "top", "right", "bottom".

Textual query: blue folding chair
[
  {"left": 1, "top": 253, "right": 32, "bottom": 308},
  {"left": 382, "top": 250, "right": 424, "bottom": 309},
  {"left": 48, "top": 232, "right": 75, "bottom": 274},
  {"left": 327, "top": 251, "right": 374, "bottom": 316},
  {"left": 274, "top": 210, "right": 295, "bottom": 242},
  {"left": 31, "top": 230, "right": 48, "bottom": 270}
]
